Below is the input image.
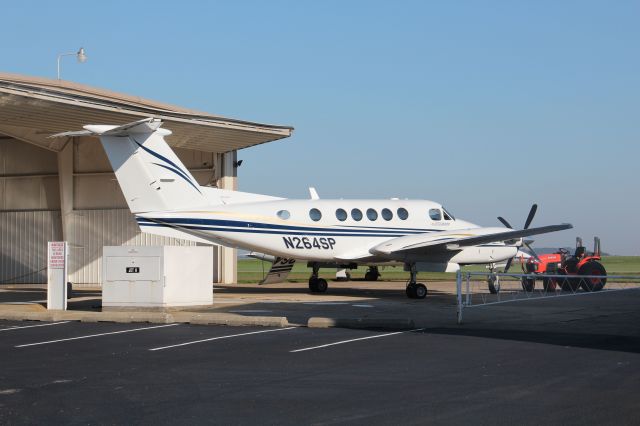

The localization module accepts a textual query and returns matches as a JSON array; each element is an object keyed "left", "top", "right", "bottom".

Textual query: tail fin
[{"left": 52, "top": 118, "right": 206, "bottom": 213}]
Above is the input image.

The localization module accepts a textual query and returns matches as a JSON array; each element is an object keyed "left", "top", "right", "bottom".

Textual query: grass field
[{"left": 237, "top": 256, "right": 640, "bottom": 284}]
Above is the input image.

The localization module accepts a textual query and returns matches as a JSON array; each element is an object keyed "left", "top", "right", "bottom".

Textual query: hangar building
[{"left": 0, "top": 73, "right": 293, "bottom": 286}]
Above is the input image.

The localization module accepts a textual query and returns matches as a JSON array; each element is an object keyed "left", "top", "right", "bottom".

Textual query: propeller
[{"left": 498, "top": 204, "right": 540, "bottom": 272}]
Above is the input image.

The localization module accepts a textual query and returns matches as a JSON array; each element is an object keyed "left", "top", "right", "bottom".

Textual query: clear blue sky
[{"left": 1, "top": 1, "right": 638, "bottom": 254}]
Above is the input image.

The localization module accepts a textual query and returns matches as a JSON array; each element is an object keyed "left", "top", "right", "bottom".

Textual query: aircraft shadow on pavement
[{"left": 215, "top": 283, "right": 454, "bottom": 299}]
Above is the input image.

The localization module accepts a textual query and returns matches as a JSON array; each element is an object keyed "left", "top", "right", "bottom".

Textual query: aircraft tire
[
  {"left": 406, "top": 284, "right": 417, "bottom": 299},
  {"left": 414, "top": 283, "right": 427, "bottom": 299},
  {"left": 315, "top": 278, "right": 328, "bottom": 293},
  {"left": 308, "top": 277, "right": 318, "bottom": 292},
  {"left": 309, "top": 278, "right": 328, "bottom": 293},
  {"left": 365, "top": 271, "right": 379, "bottom": 281},
  {"left": 487, "top": 276, "right": 500, "bottom": 294}
]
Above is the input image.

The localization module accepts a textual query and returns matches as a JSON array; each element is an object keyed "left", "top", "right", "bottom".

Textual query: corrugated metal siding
[
  {"left": 0, "top": 210, "right": 62, "bottom": 284},
  {"left": 68, "top": 209, "right": 212, "bottom": 285}
]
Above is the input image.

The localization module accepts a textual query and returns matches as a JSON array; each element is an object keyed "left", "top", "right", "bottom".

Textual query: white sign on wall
[{"left": 47, "top": 241, "right": 68, "bottom": 310}]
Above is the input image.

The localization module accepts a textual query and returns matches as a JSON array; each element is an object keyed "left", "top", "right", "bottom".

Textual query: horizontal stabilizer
[
  {"left": 50, "top": 118, "right": 169, "bottom": 138},
  {"left": 259, "top": 256, "right": 296, "bottom": 285}
]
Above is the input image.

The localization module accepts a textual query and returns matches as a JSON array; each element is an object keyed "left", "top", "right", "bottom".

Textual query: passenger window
[
  {"left": 381, "top": 208, "right": 393, "bottom": 221},
  {"left": 351, "top": 208, "right": 363, "bottom": 221},
  {"left": 309, "top": 208, "right": 322, "bottom": 222},
  {"left": 366, "top": 208, "right": 378, "bottom": 221},
  {"left": 397, "top": 208, "right": 409, "bottom": 220},
  {"left": 277, "top": 210, "right": 290, "bottom": 220},
  {"left": 335, "top": 208, "right": 347, "bottom": 221},
  {"left": 429, "top": 208, "right": 442, "bottom": 221}
]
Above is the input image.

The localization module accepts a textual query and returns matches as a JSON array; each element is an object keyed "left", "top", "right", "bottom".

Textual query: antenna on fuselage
[{"left": 309, "top": 187, "right": 320, "bottom": 200}]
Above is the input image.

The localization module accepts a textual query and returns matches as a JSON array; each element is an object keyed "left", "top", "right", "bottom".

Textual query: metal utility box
[{"left": 102, "top": 246, "right": 213, "bottom": 308}]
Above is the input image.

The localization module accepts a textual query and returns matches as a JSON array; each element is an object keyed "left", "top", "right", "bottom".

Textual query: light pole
[{"left": 57, "top": 47, "right": 87, "bottom": 80}]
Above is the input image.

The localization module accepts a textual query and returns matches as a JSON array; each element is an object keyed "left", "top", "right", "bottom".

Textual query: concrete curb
[
  {"left": 187, "top": 313, "right": 289, "bottom": 327},
  {"left": 0, "top": 308, "right": 289, "bottom": 328},
  {"left": 308, "top": 317, "right": 415, "bottom": 330}
]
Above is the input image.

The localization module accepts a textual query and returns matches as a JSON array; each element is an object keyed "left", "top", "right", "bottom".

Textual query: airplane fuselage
[{"left": 138, "top": 199, "right": 519, "bottom": 267}]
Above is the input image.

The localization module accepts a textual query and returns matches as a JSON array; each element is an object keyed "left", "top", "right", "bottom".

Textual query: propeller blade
[
  {"left": 524, "top": 241, "right": 541, "bottom": 262},
  {"left": 523, "top": 204, "right": 538, "bottom": 229},
  {"left": 524, "top": 239, "right": 535, "bottom": 246},
  {"left": 504, "top": 257, "right": 513, "bottom": 273},
  {"left": 497, "top": 216, "right": 512, "bottom": 229}
]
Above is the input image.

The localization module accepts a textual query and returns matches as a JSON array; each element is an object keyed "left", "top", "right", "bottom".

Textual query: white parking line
[
  {"left": 290, "top": 328, "right": 425, "bottom": 353},
  {"left": 149, "top": 327, "right": 298, "bottom": 351},
  {"left": 15, "top": 323, "right": 179, "bottom": 348},
  {"left": 0, "top": 321, "right": 70, "bottom": 332}
]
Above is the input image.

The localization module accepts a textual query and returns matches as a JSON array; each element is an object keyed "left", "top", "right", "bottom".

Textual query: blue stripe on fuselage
[
  {"left": 138, "top": 222, "right": 410, "bottom": 237},
  {"left": 135, "top": 216, "right": 433, "bottom": 236}
]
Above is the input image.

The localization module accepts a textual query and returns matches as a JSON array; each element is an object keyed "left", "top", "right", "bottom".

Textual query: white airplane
[{"left": 52, "top": 118, "right": 572, "bottom": 299}]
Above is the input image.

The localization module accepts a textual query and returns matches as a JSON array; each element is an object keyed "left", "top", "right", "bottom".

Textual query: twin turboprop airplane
[{"left": 53, "top": 118, "right": 572, "bottom": 299}]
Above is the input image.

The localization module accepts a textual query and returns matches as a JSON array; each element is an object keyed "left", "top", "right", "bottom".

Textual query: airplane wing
[{"left": 370, "top": 224, "right": 572, "bottom": 256}]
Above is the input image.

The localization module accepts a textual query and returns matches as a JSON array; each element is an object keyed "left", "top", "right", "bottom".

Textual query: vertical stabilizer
[{"left": 52, "top": 118, "right": 208, "bottom": 213}]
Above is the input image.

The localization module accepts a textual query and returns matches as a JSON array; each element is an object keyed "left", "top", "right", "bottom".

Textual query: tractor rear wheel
[
  {"left": 557, "top": 270, "right": 580, "bottom": 292},
  {"left": 560, "top": 276, "right": 581, "bottom": 292},
  {"left": 543, "top": 276, "right": 558, "bottom": 292},
  {"left": 579, "top": 261, "right": 607, "bottom": 292},
  {"left": 521, "top": 277, "right": 536, "bottom": 292}
]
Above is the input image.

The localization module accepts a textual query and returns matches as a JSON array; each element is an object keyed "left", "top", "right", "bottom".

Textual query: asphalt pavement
[{"left": 1, "top": 301, "right": 639, "bottom": 425}]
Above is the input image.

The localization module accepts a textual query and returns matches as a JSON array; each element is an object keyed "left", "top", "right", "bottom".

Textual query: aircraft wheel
[
  {"left": 579, "top": 261, "right": 607, "bottom": 292},
  {"left": 488, "top": 276, "right": 500, "bottom": 294},
  {"left": 309, "top": 278, "right": 328, "bottom": 293},
  {"left": 308, "top": 277, "right": 318, "bottom": 292},
  {"left": 414, "top": 283, "right": 427, "bottom": 299},
  {"left": 365, "top": 268, "right": 379, "bottom": 281},
  {"left": 406, "top": 283, "right": 417, "bottom": 299},
  {"left": 521, "top": 277, "right": 536, "bottom": 292}
]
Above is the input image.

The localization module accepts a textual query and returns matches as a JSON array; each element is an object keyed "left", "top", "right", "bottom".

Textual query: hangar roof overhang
[{"left": 0, "top": 72, "right": 294, "bottom": 153}]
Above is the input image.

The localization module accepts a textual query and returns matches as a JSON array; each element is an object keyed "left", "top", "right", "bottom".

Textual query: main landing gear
[
  {"left": 308, "top": 263, "right": 328, "bottom": 293},
  {"left": 405, "top": 263, "right": 427, "bottom": 299},
  {"left": 487, "top": 263, "right": 501, "bottom": 294},
  {"left": 364, "top": 266, "right": 380, "bottom": 282}
]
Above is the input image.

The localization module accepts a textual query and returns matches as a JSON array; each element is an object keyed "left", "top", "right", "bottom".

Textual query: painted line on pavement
[
  {"left": 149, "top": 327, "right": 298, "bottom": 351},
  {"left": 0, "top": 321, "right": 70, "bottom": 332},
  {"left": 16, "top": 323, "right": 179, "bottom": 348},
  {"left": 290, "top": 328, "right": 425, "bottom": 353}
]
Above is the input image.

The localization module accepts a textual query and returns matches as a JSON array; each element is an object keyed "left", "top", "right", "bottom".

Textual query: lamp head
[{"left": 77, "top": 47, "right": 87, "bottom": 63}]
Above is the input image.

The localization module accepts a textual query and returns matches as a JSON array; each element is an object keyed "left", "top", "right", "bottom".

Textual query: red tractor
[{"left": 520, "top": 237, "right": 607, "bottom": 292}]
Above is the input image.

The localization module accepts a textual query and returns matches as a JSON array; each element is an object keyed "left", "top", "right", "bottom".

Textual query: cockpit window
[
  {"left": 442, "top": 207, "right": 455, "bottom": 220},
  {"left": 429, "top": 208, "right": 442, "bottom": 221}
]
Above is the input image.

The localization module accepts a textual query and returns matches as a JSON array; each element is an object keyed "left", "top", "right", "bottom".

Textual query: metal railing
[{"left": 455, "top": 271, "right": 640, "bottom": 324}]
